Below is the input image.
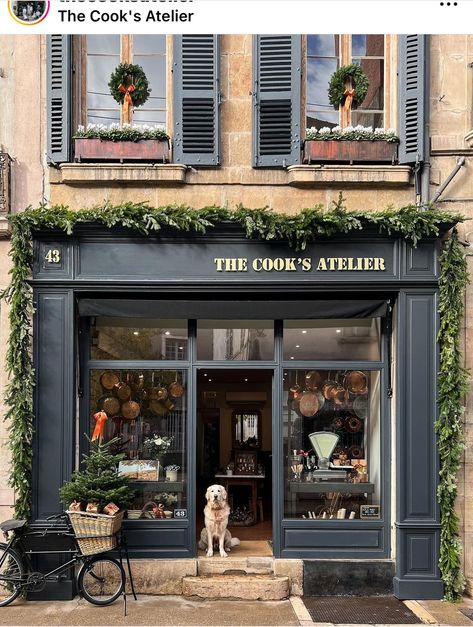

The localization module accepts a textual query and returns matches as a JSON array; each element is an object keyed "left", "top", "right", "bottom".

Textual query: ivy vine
[{"left": 0, "top": 197, "right": 468, "bottom": 600}]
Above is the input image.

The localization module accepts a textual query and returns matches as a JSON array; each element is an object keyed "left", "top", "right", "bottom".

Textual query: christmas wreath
[
  {"left": 328, "top": 64, "right": 369, "bottom": 111},
  {"left": 108, "top": 63, "right": 151, "bottom": 113}
]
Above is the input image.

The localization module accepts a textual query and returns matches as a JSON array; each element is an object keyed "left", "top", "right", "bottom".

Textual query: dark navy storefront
[{"left": 31, "top": 223, "right": 444, "bottom": 599}]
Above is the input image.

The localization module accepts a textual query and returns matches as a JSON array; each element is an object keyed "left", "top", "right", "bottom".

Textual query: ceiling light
[
  {"left": 302, "top": 330, "right": 307, "bottom": 334},
  {"left": 165, "top": 331, "right": 171, "bottom": 336},
  {"left": 179, "top": 346, "right": 184, "bottom": 350},
  {"left": 208, "top": 378, "right": 212, "bottom": 382},
  {"left": 244, "top": 378, "right": 248, "bottom": 382},
  {"left": 336, "top": 329, "right": 341, "bottom": 334},
  {"left": 290, "top": 356, "right": 295, "bottom": 360},
  {"left": 295, "top": 344, "right": 300, "bottom": 348},
  {"left": 133, "top": 331, "right": 139, "bottom": 336},
  {"left": 203, "top": 373, "right": 207, "bottom": 377}
]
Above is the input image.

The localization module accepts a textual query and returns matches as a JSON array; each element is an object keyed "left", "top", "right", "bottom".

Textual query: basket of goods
[{"left": 60, "top": 436, "right": 134, "bottom": 555}]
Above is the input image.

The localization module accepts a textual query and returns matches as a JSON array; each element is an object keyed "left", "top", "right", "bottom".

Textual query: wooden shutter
[
  {"left": 398, "top": 35, "right": 427, "bottom": 164},
  {"left": 253, "top": 35, "right": 301, "bottom": 168},
  {"left": 47, "top": 35, "right": 72, "bottom": 165},
  {"left": 173, "top": 35, "right": 220, "bottom": 166}
]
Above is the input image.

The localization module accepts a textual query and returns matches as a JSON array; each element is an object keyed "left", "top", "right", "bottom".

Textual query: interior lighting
[
  {"left": 302, "top": 330, "right": 307, "bottom": 334},
  {"left": 165, "top": 331, "right": 171, "bottom": 336},
  {"left": 295, "top": 344, "right": 300, "bottom": 348},
  {"left": 133, "top": 331, "right": 139, "bottom": 336},
  {"left": 336, "top": 329, "right": 342, "bottom": 334}
]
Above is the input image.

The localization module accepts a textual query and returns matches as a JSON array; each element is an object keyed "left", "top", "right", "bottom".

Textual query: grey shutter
[
  {"left": 253, "top": 35, "right": 301, "bottom": 168},
  {"left": 173, "top": 35, "right": 220, "bottom": 166},
  {"left": 47, "top": 35, "right": 72, "bottom": 164},
  {"left": 398, "top": 35, "right": 426, "bottom": 164}
]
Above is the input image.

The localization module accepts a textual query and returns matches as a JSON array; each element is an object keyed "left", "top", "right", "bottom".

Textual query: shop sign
[
  {"left": 360, "top": 505, "right": 381, "bottom": 519},
  {"left": 213, "top": 257, "right": 386, "bottom": 273}
]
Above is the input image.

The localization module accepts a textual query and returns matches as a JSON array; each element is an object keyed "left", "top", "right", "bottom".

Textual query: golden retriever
[{"left": 201, "top": 484, "right": 238, "bottom": 558}]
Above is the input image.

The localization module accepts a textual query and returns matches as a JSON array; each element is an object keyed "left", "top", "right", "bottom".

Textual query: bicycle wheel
[
  {"left": 0, "top": 544, "right": 24, "bottom": 607},
  {"left": 77, "top": 556, "right": 124, "bottom": 606}
]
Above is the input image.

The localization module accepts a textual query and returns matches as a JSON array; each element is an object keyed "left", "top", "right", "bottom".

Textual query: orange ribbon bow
[
  {"left": 343, "top": 88, "right": 356, "bottom": 112},
  {"left": 118, "top": 83, "right": 136, "bottom": 117},
  {"left": 92, "top": 410, "right": 108, "bottom": 441}
]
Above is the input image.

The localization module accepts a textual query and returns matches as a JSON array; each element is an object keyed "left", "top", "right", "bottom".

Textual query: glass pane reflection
[{"left": 197, "top": 320, "right": 274, "bottom": 361}]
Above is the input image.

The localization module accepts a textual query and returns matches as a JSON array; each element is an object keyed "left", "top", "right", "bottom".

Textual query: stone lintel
[
  {"left": 57, "top": 163, "right": 188, "bottom": 186},
  {"left": 287, "top": 165, "right": 412, "bottom": 188}
]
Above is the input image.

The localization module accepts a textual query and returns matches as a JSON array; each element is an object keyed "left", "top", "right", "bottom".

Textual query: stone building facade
[{"left": 0, "top": 34, "right": 472, "bottom": 596}]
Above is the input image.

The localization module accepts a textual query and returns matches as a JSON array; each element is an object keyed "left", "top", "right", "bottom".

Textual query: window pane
[
  {"left": 90, "top": 368, "right": 187, "bottom": 520},
  {"left": 352, "top": 35, "right": 384, "bottom": 58},
  {"left": 90, "top": 318, "right": 188, "bottom": 361},
  {"left": 283, "top": 319, "right": 381, "bottom": 361},
  {"left": 351, "top": 111, "right": 384, "bottom": 129},
  {"left": 133, "top": 35, "right": 166, "bottom": 55},
  {"left": 306, "top": 35, "right": 339, "bottom": 130},
  {"left": 283, "top": 369, "right": 381, "bottom": 520},
  {"left": 197, "top": 320, "right": 274, "bottom": 361},
  {"left": 133, "top": 35, "right": 166, "bottom": 128},
  {"left": 86, "top": 38, "right": 120, "bottom": 124}
]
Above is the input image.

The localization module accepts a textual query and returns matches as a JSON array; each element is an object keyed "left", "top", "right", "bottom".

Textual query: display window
[
  {"left": 196, "top": 320, "right": 274, "bottom": 361},
  {"left": 88, "top": 368, "right": 188, "bottom": 520},
  {"left": 283, "top": 368, "right": 381, "bottom": 520}
]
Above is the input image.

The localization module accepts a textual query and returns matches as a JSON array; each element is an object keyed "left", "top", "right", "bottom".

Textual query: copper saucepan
[
  {"left": 101, "top": 396, "right": 121, "bottom": 417},
  {"left": 100, "top": 371, "right": 120, "bottom": 391},
  {"left": 344, "top": 370, "right": 368, "bottom": 395},
  {"left": 298, "top": 391, "right": 320, "bottom": 418},
  {"left": 305, "top": 370, "right": 322, "bottom": 391},
  {"left": 121, "top": 400, "right": 141, "bottom": 420}
]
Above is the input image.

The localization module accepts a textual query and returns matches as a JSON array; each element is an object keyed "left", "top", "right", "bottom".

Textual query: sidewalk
[{"left": 1, "top": 595, "right": 473, "bottom": 627}]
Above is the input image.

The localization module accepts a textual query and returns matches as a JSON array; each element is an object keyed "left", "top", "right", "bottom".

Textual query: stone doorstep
[
  {"left": 197, "top": 555, "right": 274, "bottom": 575},
  {"left": 182, "top": 574, "right": 290, "bottom": 601}
]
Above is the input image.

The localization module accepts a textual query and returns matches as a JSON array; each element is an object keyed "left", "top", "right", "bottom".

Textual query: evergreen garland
[
  {"left": 0, "top": 198, "right": 468, "bottom": 600},
  {"left": 437, "top": 228, "right": 469, "bottom": 601}
]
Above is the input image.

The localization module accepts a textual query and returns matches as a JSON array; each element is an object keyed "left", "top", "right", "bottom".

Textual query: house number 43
[{"left": 45, "top": 249, "right": 61, "bottom": 264}]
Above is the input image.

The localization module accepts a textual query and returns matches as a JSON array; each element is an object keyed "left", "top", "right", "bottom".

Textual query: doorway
[{"left": 196, "top": 369, "right": 273, "bottom": 547}]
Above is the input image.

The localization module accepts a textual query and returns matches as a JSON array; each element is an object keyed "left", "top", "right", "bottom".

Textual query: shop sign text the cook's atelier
[{"left": 213, "top": 257, "right": 387, "bottom": 273}]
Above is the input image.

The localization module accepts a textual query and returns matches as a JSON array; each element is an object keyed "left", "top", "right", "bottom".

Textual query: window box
[
  {"left": 303, "top": 140, "right": 397, "bottom": 165},
  {"left": 74, "top": 138, "right": 170, "bottom": 163}
]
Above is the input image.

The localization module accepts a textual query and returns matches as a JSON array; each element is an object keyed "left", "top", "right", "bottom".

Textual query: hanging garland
[
  {"left": 0, "top": 198, "right": 467, "bottom": 600},
  {"left": 437, "top": 228, "right": 469, "bottom": 601},
  {"left": 108, "top": 62, "right": 151, "bottom": 115},
  {"left": 328, "top": 64, "right": 369, "bottom": 111}
]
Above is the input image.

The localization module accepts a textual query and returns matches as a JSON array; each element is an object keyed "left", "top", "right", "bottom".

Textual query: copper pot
[
  {"left": 121, "top": 400, "right": 141, "bottom": 420},
  {"left": 344, "top": 371, "right": 368, "bottom": 395},
  {"left": 289, "top": 383, "right": 302, "bottom": 400},
  {"left": 149, "top": 400, "right": 168, "bottom": 416},
  {"left": 100, "top": 371, "right": 120, "bottom": 391},
  {"left": 305, "top": 370, "right": 322, "bottom": 391},
  {"left": 298, "top": 391, "right": 319, "bottom": 418},
  {"left": 322, "top": 381, "right": 338, "bottom": 400},
  {"left": 148, "top": 386, "right": 168, "bottom": 401},
  {"left": 169, "top": 381, "right": 184, "bottom": 399},
  {"left": 102, "top": 396, "right": 120, "bottom": 416},
  {"left": 345, "top": 415, "right": 362, "bottom": 433},
  {"left": 115, "top": 382, "right": 132, "bottom": 401}
]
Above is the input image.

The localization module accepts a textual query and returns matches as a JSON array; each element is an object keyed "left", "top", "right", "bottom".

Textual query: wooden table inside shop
[
  {"left": 288, "top": 481, "right": 375, "bottom": 515},
  {"left": 215, "top": 474, "right": 265, "bottom": 525}
]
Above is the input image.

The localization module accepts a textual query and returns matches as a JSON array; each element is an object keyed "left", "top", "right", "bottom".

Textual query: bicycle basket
[{"left": 67, "top": 510, "right": 124, "bottom": 555}]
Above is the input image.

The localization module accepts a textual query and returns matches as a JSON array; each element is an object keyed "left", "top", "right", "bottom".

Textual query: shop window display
[
  {"left": 89, "top": 368, "right": 187, "bottom": 520},
  {"left": 283, "top": 369, "right": 381, "bottom": 520}
]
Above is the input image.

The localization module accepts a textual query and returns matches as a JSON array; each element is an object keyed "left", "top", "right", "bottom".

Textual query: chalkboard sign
[{"left": 360, "top": 505, "right": 381, "bottom": 519}]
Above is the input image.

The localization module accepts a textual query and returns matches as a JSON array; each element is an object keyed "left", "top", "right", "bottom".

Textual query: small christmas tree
[{"left": 60, "top": 437, "right": 134, "bottom": 513}]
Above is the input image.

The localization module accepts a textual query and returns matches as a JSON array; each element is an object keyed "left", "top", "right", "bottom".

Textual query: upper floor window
[
  {"left": 83, "top": 35, "right": 167, "bottom": 127},
  {"left": 306, "top": 34, "right": 385, "bottom": 131}
]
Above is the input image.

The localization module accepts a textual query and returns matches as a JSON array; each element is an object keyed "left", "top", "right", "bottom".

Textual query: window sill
[
  {"left": 56, "top": 163, "right": 188, "bottom": 186},
  {"left": 287, "top": 165, "right": 412, "bottom": 188}
]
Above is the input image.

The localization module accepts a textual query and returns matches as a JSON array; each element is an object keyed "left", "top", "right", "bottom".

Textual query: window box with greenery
[
  {"left": 303, "top": 126, "right": 399, "bottom": 164},
  {"left": 73, "top": 124, "right": 170, "bottom": 163}
]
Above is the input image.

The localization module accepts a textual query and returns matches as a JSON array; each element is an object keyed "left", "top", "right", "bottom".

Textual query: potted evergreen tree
[{"left": 60, "top": 437, "right": 134, "bottom": 555}]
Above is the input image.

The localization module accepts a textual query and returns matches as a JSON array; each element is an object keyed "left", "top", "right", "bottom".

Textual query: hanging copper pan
[
  {"left": 305, "top": 370, "right": 322, "bottom": 391},
  {"left": 100, "top": 371, "right": 120, "bottom": 390},
  {"left": 115, "top": 382, "right": 131, "bottom": 401},
  {"left": 149, "top": 400, "right": 168, "bottom": 416},
  {"left": 101, "top": 396, "right": 120, "bottom": 417},
  {"left": 169, "top": 381, "right": 184, "bottom": 399},
  {"left": 345, "top": 415, "right": 362, "bottom": 433},
  {"left": 129, "top": 372, "right": 144, "bottom": 392},
  {"left": 344, "top": 371, "right": 368, "bottom": 395},
  {"left": 148, "top": 385, "right": 168, "bottom": 401},
  {"left": 121, "top": 400, "right": 141, "bottom": 420},
  {"left": 348, "top": 444, "right": 364, "bottom": 459},
  {"left": 322, "top": 381, "right": 338, "bottom": 400},
  {"left": 298, "top": 391, "right": 319, "bottom": 418}
]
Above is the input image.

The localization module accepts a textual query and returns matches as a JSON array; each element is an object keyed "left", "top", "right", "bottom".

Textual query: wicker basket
[{"left": 67, "top": 510, "right": 124, "bottom": 555}]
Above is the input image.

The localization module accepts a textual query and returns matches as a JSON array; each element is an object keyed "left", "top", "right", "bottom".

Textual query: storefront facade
[{"left": 31, "top": 224, "right": 444, "bottom": 598}]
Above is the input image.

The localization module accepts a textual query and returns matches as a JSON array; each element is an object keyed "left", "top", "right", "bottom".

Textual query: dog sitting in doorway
[{"left": 199, "top": 484, "right": 240, "bottom": 557}]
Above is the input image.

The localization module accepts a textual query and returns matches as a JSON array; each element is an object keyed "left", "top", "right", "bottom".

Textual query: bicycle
[{"left": 0, "top": 513, "right": 130, "bottom": 607}]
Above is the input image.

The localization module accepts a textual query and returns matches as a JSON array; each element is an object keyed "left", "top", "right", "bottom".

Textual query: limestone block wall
[{"left": 430, "top": 34, "right": 473, "bottom": 594}]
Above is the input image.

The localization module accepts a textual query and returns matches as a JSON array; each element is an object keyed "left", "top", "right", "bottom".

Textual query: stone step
[
  {"left": 182, "top": 574, "right": 290, "bottom": 600},
  {"left": 197, "top": 556, "right": 274, "bottom": 576}
]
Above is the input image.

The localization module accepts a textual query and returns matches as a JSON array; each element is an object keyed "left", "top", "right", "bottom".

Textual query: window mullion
[
  {"left": 341, "top": 34, "right": 350, "bottom": 127},
  {"left": 121, "top": 35, "right": 133, "bottom": 125}
]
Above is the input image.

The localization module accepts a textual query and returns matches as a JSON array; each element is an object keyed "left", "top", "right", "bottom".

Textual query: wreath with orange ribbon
[
  {"left": 328, "top": 64, "right": 369, "bottom": 112},
  {"left": 109, "top": 63, "right": 151, "bottom": 115}
]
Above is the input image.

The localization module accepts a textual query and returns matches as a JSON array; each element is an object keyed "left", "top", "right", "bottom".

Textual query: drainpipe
[{"left": 420, "top": 35, "right": 431, "bottom": 207}]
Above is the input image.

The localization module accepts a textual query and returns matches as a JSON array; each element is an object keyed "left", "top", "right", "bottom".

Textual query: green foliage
[
  {"left": 59, "top": 437, "right": 134, "bottom": 512},
  {"left": 108, "top": 62, "right": 150, "bottom": 108},
  {"left": 0, "top": 195, "right": 468, "bottom": 600},
  {"left": 328, "top": 64, "right": 370, "bottom": 110},
  {"left": 436, "top": 229, "right": 469, "bottom": 601},
  {"left": 305, "top": 127, "right": 399, "bottom": 143},
  {"left": 74, "top": 124, "right": 169, "bottom": 142}
]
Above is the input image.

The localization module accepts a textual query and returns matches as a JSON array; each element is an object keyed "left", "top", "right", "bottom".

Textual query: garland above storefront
[{"left": 0, "top": 198, "right": 468, "bottom": 600}]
